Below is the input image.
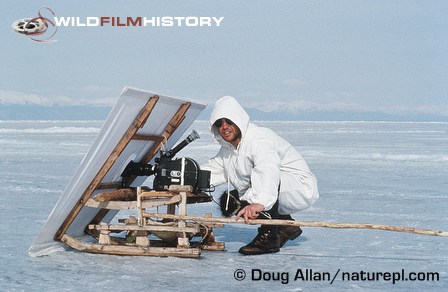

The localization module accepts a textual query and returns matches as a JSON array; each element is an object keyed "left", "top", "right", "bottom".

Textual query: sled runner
[{"left": 29, "top": 87, "right": 224, "bottom": 258}]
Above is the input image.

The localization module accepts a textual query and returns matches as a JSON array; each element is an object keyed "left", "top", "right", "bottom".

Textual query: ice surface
[{"left": 0, "top": 120, "right": 447, "bottom": 291}]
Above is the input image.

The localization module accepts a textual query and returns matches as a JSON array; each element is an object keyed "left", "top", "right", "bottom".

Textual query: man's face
[{"left": 214, "top": 118, "right": 241, "bottom": 147}]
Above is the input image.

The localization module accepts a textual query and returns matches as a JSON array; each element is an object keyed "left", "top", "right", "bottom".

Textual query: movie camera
[{"left": 121, "top": 130, "right": 211, "bottom": 193}]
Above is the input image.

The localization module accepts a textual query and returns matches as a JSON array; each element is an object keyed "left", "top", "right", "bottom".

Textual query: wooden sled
[
  {"left": 29, "top": 88, "right": 224, "bottom": 258},
  {"left": 63, "top": 185, "right": 224, "bottom": 258}
]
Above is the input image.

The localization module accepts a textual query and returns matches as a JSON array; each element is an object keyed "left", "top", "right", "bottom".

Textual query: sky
[{"left": 2, "top": 0, "right": 448, "bottom": 120}]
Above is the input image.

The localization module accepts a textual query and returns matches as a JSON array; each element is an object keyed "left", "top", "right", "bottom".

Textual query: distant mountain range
[
  {"left": 1, "top": 104, "right": 446, "bottom": 122},
  {"left": 0, "top": 105, "right": 111, "bottom": 120}
]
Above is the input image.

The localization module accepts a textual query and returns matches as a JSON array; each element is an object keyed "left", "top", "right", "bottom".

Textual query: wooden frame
[{"left": 55, "top": 96, "right": 224, "bottom": 257}]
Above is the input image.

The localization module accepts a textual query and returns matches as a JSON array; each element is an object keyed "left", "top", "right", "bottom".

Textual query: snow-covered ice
[{"left": 1, "top": 120, "right": 447, "bottom": 291}]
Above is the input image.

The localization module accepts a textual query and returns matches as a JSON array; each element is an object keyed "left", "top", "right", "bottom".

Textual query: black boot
[
  {"left": 238, "top": 226, "right": 280, "bottom": 255},
  {"left": 278, "top": 214, "right": 302, "bottom": 247},
  {"left": 238, "top": 201, "right": 282, "bottom": 255}
]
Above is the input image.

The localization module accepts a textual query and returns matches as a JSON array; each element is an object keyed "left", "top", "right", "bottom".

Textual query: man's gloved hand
[{"left": 219, "top": 189, "right": 248, "bottom": 217}]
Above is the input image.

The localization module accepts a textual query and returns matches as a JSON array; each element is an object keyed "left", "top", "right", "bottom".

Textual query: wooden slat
[
  {"left": 88, "top": 224, "right": 199, "bottom": 233},
  {"left": 96, "top": 182, "right": 122, "bottom": 190},
  {"left": 139, "top": 191, "right": 177, "bottom": 198},
  {"left": 131, "top": 134, "right": 165, "bottom": 142},
  {"left": 54, "top": 96, "right": 160, "bottom": 240},
  {"left": 85, "top": 199, "right": 136, "bottom": 209},
  {"left": 93, "top": 188, "right": 136, "bottom": 202},
  {"left": 61, "top": 234, "right": 201, "bottom": 258},
  {"left": 85, "top": 195, "right": 182, "bottom": 210}
]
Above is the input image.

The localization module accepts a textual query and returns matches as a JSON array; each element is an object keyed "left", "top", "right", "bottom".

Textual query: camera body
[{"left": 153, "top": 156, "right": 210, "bottom": 193}]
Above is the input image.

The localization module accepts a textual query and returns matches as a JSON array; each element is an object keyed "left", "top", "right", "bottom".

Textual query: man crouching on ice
[{"left": 201, "top": 96, "right": 319, "bottom": 255}]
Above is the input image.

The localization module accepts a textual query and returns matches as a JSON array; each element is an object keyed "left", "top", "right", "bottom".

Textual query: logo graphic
[
  {"left": 12, "top": 7, "right": 224, "bottom": 43},
  {"left": 12, "top": 7, "right": 58, "bottom": 43}
]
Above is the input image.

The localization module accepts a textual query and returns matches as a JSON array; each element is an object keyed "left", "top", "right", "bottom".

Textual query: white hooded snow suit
[{"left": 202, "top": 96, "right": 319, "bottom": 215}]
